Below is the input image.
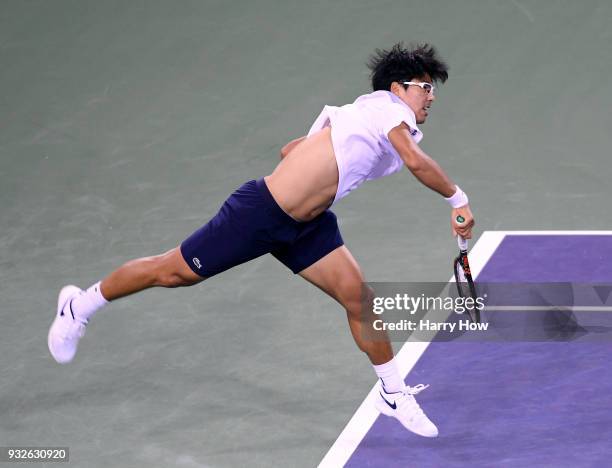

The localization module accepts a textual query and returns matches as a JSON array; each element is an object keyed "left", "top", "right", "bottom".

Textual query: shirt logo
[
  {"left": 193, "top": 258, "right": 202, "bottom": 269},
  {"left": 410, "top": 128, "right": 418, "bottom": 136}
]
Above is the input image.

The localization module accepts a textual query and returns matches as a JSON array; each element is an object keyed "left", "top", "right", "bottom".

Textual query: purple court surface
[{"left": 322, "top": 232, "right": 612, "bottom": 468}]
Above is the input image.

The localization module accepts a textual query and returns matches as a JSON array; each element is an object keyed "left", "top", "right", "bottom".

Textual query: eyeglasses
[{"left": 402, "top": 81, "right": 435, "bottom": 95}]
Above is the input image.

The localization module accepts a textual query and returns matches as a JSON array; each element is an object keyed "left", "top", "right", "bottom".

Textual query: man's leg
[
  {"left": 298, "top": 245, "right": 438, "bottom": 437},
  {"left": 73, "top": 246, "right": 205, "bottom": 322},
  {"left": 100, "top": 246, "right": 205, "bottom": 301},
  {"left": 50, "top": 178, "right": 283, "bottom": 364},
  {"left": 298, "top": 245, "right": 391, "bottom": 365},
  {"left": 48, "top": 246, "right": 205, "bottom": 364}
]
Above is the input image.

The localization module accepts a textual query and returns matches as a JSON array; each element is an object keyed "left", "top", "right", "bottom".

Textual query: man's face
[{"left": 391, "top": 74, "right": 436, "bottom": 124}]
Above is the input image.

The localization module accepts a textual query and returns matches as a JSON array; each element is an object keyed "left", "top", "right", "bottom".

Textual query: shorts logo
[{"left": 192, "top": 257, "right": 202, "bottom": 269}]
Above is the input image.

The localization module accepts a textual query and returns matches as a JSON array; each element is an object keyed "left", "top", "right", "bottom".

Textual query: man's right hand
[{"left": 451, "top": 205, "right": 474, "bottom": 239}]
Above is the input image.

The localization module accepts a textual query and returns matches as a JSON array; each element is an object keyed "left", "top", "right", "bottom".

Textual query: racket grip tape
[{"left": 455, "top": 215, "right": 469, "bottom": 250}]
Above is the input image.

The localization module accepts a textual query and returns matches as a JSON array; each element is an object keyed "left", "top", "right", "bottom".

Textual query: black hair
[{"left": 367, "top": 42, "right": 449, "bottom": 91}]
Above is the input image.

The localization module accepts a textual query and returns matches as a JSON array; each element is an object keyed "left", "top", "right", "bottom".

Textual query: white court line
[
  {"left": 317, "top": 230, "right": 506, "bottom": 468},
  {"left": 486, "top": 231, "right": 612, "bottom": 235},
  {"left": 318, "top": 230, "right": 612, "bottom": 467},
  {"left": 484, "top": 306, "right": 612, "bottom": 312}
]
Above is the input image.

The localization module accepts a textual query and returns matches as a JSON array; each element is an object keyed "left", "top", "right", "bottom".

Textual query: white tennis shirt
[{"left": 307, "top": 90, "right": 423, "bottom": 204}]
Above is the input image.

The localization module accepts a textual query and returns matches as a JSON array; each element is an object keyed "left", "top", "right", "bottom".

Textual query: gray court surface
[{"left": 1, "top": 1, "right": 611, "bottom": 467}]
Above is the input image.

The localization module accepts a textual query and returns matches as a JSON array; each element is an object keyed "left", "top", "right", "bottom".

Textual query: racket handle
[{"left": 455, "top": 215, "right": 468, "bottom": 251}]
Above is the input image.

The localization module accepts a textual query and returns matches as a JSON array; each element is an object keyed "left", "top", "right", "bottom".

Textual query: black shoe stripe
[
  {"left": 69, "top": 299, "right": 75, "bottom": 320},
  {"left": 380, "top": 391, "right": 397, "bottom": 410}
]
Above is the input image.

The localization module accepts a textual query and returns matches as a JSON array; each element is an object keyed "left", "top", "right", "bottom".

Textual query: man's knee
[
  {"left": 156, "top": 271, "right": 197, "bottom": 288},
  {"left": 337, "top": 277, "right": 372, "bottom": 316},
  {"left": 153, "top": 248, "right": 204, "bottom": 288}
]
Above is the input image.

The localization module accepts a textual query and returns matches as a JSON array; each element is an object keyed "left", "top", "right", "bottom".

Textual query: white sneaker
[
  {"left": 48, "top": 285, "right": 87, "bottom": 364},
  {"left": 375, "top": 382, "right": 439, "bottom": 438}
]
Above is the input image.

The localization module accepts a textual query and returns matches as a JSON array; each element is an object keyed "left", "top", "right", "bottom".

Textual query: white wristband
[{"left": 444, "top": 185, "right": 469, "bottom": 208}]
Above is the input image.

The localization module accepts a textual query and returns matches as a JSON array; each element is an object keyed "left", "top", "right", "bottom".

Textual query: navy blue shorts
[{"left": 180, "top": 178, "right": 344, "bottom": 277}]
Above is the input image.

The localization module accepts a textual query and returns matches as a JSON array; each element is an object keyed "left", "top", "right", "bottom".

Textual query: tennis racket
[{"left": 453, "top": 215, "right": 480, "bottom": 323}]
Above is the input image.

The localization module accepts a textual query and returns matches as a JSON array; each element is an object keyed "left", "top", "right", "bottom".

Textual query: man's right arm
[
  {"left": 388, "top": 123, "right": 455, "bottom": 196},
  {"left": 388, "top": 123, "right": 475, "bottom": 238}
]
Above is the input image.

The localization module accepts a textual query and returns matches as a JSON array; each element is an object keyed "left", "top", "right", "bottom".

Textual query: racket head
[{"left": 453, "top": 253, "right": 481, "bottom": 323}]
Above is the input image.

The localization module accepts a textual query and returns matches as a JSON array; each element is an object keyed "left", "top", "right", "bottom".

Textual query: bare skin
[
  {"left": 98, "top": 77, "right": 475, "bottom": 366},
  {"left": 100, "top": 247, "right": 204, "bottom": 301},
  {"left": 265, "top": 127, "right": 338, "bottom": 221},
  {"left": 299, "top": 246, "right": 394, "bottom": 364}
]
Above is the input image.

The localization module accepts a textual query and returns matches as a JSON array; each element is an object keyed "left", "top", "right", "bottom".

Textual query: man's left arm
[{"left": 280, "top": 136, "right": 306, "bottom": 159}]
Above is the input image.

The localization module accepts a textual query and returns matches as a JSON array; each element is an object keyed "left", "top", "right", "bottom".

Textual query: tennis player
[{"left": 48, "top": 42, "right": 474, "bottom": 438}]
